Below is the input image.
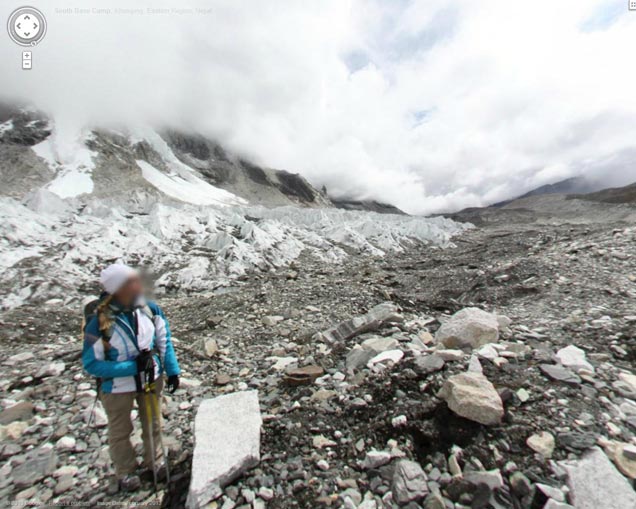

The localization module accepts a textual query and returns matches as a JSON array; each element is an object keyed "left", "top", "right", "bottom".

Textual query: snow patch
[
  {"left": 32, "top": 129, "right": 97, "bottom": 198},
  {"left": 133, "top": 129, "right": 246, "bottom": 207},
  {"left": 0, "top": 120, "right": 13, "bottom": 134},
  {"left": 47, "top": 172, "right": 94, "bottom": 199},
  {"left": 137, "top": 160, "right": 244, "bottom": 207}
]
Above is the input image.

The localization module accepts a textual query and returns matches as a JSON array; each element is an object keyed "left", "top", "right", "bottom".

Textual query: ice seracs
[{"left": 0, "top": 196, "right": 468, "bottom": 310}]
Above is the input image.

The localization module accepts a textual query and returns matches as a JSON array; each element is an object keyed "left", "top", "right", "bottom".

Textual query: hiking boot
[
  {"left": 107, "top": 478, "right": 119, "bottom": 495},
  {"left": 119, "top": 474, "right": 141, "bottom": 492},
  {"left": 153, "top": 459, "right": 168, "bottom": 482}
]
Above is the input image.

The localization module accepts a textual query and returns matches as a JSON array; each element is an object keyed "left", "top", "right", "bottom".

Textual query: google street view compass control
[{"left": 8, "top": 6, "right": 47, "bottom": 47}]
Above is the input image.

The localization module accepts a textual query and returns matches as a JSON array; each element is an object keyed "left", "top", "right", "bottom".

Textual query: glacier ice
[{"left": 0, "top": 192, "right": 470, "bottom": 310}]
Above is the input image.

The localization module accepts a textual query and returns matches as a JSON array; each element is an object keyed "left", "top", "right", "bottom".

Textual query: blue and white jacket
[{"left": 82, "top": 300, "right": 181, "bottom": 394}]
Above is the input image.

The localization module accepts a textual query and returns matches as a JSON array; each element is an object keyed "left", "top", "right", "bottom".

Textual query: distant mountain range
[
  {"left": 570, "top": 182, "right": 636, "bottom": 204},
  {"left": 491, "top": 177, "right": 601, "bottom": 208},
  {"left": 445, "top": 177, "right": 636, "bottom": 226}
]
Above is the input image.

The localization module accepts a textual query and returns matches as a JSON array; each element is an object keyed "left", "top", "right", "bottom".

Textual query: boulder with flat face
[
  {"left": 414, "top": 354, "right": 445, "bottom": 375},
  {"left": 284, "top": 365, "right": 324, "bottom": 385},
  {"left": 438, "top": 372, "right": 504, "bottom": 425},
  {"left": 435, "top": 308, "right": 501, "bottom": 350},
  {"left": 0, "top": 401, "right": 34, "bottom": 425},
  {"left": 539, "top": 364, "right": 581, "bottom": 386},
  {"left": 186, "top": 391, "right": 262, "bottom": 509}
]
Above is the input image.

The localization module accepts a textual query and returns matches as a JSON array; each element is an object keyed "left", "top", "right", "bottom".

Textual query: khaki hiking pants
[{"left": 101, "top": 378, "right": 164, "bottom": 477}]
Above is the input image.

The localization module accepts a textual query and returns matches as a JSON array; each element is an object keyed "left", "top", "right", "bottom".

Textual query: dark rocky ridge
[
  {"left": 331, "top": 199, "right": 407, "bottom": 215},
  {"left": 162, "top": 130, "right": 331, "bottom": 208},
  {"left": 570, "top": 182, "right": 636, "bottom": 204}
]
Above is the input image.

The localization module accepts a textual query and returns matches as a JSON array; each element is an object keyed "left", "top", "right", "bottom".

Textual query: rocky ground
[{"left": 0, "top": 220, "right": 635, "bottom": 508}]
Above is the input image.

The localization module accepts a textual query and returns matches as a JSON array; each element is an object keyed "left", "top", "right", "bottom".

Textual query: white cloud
[{"left": 1, "top": 0, "right": 636, "bottom": 213}]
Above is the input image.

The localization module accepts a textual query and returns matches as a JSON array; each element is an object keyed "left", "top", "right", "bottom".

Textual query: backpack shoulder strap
[
  {"left": 138, "top": 305, "right": 159, "bottom": 347},
  {"left": 140, "top": 304, "right": 157, "bottom": 323}
]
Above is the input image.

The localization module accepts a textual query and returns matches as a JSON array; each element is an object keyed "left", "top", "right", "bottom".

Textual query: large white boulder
[
  {"left": 555, "top": 345, "right": 594, "bottom": 373},
  {"left": 438, "top": 372, "right": 504, "bottom": 425},
  {"left": 186, "top": 391, "right": 262, "bottom": 509},
  {"left": 560, "top": 447, "right": 636, "bottom": 509},
  {"left": 435, "top": 308, "right": 502, "bottom": 350}
]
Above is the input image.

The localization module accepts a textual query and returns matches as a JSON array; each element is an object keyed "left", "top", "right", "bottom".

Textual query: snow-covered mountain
[
  {"left": 0, "top": 105, "right": 329, "bottom": 209},
  {"left": 0, "top": 106, "right": 469, "bottom": 309}
]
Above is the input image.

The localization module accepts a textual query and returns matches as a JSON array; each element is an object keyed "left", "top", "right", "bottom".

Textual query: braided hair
[{"left": 96, "top": 294, "right": 114, "bottom": 351}]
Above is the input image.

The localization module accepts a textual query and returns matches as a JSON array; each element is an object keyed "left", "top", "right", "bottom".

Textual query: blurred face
[{"left": 113, "top": 275, "right": 144, "bottom": 307}]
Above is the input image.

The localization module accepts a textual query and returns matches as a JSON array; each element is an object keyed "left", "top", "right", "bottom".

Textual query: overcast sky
[{"left": 2, "top": 0, "right": 636, "bottom": 213}]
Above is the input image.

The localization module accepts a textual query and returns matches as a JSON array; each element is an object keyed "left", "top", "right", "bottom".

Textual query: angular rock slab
[
  {"left": 13, "top": 444, "right": 58, "bottom": 488},
  {"left": 392, "top": 459, "right": 429, "bottom": 504},
  {"left": 314, "top": 302, "right": 402, "bottom": 344},
  {"left": 186, "top": 391, "right": 262, "bottom": 509},
  {"left": 539, "top": 364, "right": 581, "bottom": 386},
  {"left": 414, "top": 354, "right": 445, "bottom": 375},
  {"left": 284, "top": 365, "right": 324, "bottom": 386},
  {"left": 438, "top": 372, "right": 504, "bottom": 425},
  {"left": 346, "top": 347, "right": 376, "bottom": 372},
  {"left": 346, "top": 335, "right": 400, "bottom": 372},
  {"left": 560, "top": 447, "right": 636, "bottom": 509}
]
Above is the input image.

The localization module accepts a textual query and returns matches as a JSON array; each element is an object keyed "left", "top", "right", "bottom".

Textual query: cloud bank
[{"left": 1, "top": 0, "right": 636, "bottom": 213}]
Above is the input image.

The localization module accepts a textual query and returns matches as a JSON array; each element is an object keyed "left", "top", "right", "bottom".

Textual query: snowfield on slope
[
  {"left": 133, "top": 129, "right": 247, "bottom": 207},
  {"left": 32, "top": 128, "right": 97, "bottom": 199},
  {"left": 0, "top": 190, "right": 470, "bottom": 310},
  {"left": 137, "top": 160, "right": 246, "bottom": 207}
]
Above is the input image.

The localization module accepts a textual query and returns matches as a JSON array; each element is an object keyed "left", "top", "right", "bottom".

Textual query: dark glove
[
  {"left": 167, "top": 375, "right": 180, "bottom": 394},
  {"left": 136, "top": 350, "right": 154, "bottom": 376}
]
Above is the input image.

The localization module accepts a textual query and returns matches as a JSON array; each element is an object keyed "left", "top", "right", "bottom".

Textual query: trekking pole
[
  {"left": 143, "top": 367, "right": 171, "bottom": 492},
  {"left": 86, "top": 395, "right": 97, "bottom": 428},
  {"left": 87, "top": 379, "right": 102, "bottom": 428},
  {"left": 150, "top": 386, "right": 171, "bottom": 486},
  {"left": 143, "top": 381, "right": 159, "bottom": 492}
]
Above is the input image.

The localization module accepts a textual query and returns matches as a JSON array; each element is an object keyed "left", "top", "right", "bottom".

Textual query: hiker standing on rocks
[{"left": 82, "top": 263, "right": 181, "bottom": 492}]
